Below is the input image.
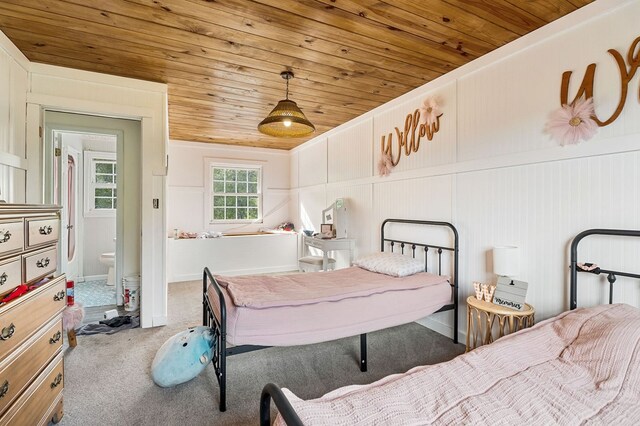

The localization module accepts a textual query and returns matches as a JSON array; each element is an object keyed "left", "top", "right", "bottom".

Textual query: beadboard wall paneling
[
  {"left": 298, "top": 186, "right": 327, "bottom": 234},
  {"left": 290, "top": 151, "right": 299, "bottom": 189},
  {"left": 0, "top": 164, "right": 25, "bottom": 203},
  {"left": 458, "top": 2, "right": 640, "bottom": 163},
  {"left": 326, "top": 183, "right": 373, "bottom": 262},
  {"left": 328, "top": 118, "right": 373, "bottom": 183},
  {"left": 291, "top": 1, "right": 640, "bottom": 339},
  {"left": 0, "top": 47, "right": 27, "bottom": 157},
  {"left": 456, "top": 151, "right": 640, "bottom": 320},
  {"left": 373, "top": 82, "right": 457, "bottom": 174},
  {"left": 298, "top": 138, "right": 328, "bottom": 188}
]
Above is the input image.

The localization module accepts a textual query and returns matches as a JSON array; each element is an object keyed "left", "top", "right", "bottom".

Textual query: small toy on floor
[
  {"left": 151, "top": 326, "right": 216, "bottom": 388},
  {"left": 62, "top": 303, "right": 85, "bottom": 347}
]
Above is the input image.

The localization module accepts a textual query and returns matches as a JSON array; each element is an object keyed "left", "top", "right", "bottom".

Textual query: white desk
[{"left": 302, "top": 236, "right": 356, "bottom": 271}]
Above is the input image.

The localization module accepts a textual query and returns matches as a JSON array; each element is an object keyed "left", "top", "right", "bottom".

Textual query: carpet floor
[{"left": 59, "top": 280, "right": 464, "bottom": 426}]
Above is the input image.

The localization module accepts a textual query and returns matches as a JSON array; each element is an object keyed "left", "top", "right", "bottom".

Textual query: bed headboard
[
  {"left": 380, "top": 218, "right": 459, "bottom": 335},
  {"left": 570, "top": 228, "right": 640, "bottom": 310}
]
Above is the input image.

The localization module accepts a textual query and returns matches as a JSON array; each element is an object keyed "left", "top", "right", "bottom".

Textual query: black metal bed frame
[
  {"left": 260, "top": 227, "right": 640, "bottom": 426},
  {"left": 570, "top": 228, "right": 640, "bottom": 310},
  {"left": 203, "top": 218, "right": 459, "bottom": 413}
]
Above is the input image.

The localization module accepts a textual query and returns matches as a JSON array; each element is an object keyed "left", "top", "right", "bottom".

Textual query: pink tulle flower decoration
[
  {"left": 546, "top": 97, "right": 598, "bottom": 146},
  {"left": 377, "top": 152, "right": 393, "bottom": 177},
  {"left": 419, "top": 96, "right": 443, "bottom": 126}
]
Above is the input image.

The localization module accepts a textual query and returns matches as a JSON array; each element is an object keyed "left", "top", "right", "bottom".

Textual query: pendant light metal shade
[{"left": 258, "top": 71, "right": 315, "bottom": 138}]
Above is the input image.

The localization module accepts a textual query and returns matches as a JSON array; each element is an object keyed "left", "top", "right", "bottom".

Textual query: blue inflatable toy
[{"left": 151, "top": 326, "right": 215, "bottom": 387}]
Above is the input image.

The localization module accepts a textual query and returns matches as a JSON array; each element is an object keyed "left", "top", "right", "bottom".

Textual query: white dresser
[{"left": 0, "top": 204, "right": 65, "bottom": 425}]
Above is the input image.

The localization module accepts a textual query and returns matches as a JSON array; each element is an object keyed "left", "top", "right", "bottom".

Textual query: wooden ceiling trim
[
  {"left": 57, "top": 0, "right": 444, "bottom": 83},
  {"left": 441, "top": 0, "right": 546, "bottom": 36},
  {"left": 167, "top": 99, "right": 348, "bottom": 128},
  {"left": 253, "top": 0, "right": 472, "bottom": 66},
  {"left": 503, "top": 0, "right": 578, "bottom": 21},
  {"left": 22, "top": 47, "right": 383, "bottom": 119},
  {"left": 170, "top": 87, "right": 370, "bottom": 118},
  {"left": 192, "top": 0, "right": 462, "bottom": 70},
  {"left": 4, "top": 0, "right": 424, "bottom": 96},
  {"left": 0, "top": 21, "right": 404, "bottom": 103},
  {"left": 0, "top": 0, "right": 594, "bottom": 149},
  {"left": 313, "top": 0, "right": 498, "bottom": 57},
  {"left": 388, "top": 0, "right": 521, "bottom": 46},
  {"left": 129, "top": 0, "right": 452, "bottom": 78}
]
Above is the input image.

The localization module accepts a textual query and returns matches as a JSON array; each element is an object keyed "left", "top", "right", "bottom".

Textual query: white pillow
[{"left": 354, "top": 252, "right": 424, "bottom": 277}]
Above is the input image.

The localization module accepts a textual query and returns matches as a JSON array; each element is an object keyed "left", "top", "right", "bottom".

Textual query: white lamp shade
[{"left": 493, "top": 246, "right": 519, "bottom": 276}]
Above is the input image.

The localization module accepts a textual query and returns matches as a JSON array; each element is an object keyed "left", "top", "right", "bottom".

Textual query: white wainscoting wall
[
  {"left": 289, "top": 0, "right": 640, "bottom": 340},
  {"left": 0, "top": 31, "right": 28, "bottom": 203},
  {"left": 167, "top": 140, "right": 291, "bottom": 235}
]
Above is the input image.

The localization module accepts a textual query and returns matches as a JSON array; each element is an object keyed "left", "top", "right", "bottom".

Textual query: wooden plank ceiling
[{"left": 0, "top": 0, "right": 593, "bottom": 150}]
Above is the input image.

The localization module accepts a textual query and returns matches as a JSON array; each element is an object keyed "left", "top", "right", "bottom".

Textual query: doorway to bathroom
[
  {"left": 55, "top": 130, "right": 118, "bottom": 308},
  {"left": 43, "top": 111, "right": 142, "bottom": 320}
]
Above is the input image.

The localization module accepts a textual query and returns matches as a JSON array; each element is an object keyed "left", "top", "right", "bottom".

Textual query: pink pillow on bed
[{"left": 353, "top": 252, "right": 425, "bottom": 277}]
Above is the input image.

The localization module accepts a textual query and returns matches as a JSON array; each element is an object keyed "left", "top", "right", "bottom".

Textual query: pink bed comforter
[
  {"left": 276, "top": 303, "right": 640, "bottom": 425},
  {"left": 214, "top": 267, "right": 448, "bottom": 308}
]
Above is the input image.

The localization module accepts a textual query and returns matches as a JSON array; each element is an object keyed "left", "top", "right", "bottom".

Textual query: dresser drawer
[
  {"left": 23, "top": 247, "right": 57, "bottom": 284},
  {"left": 0, "top": 258, "right": 21, "bottom": 298},
  {"left": 25, "top": 218, "right": 60, "bottom": 249},
  {"left": 0, "top": 220, "right": 23, "bottom": 259},
  {"left": 0, "top": 318, "right": 63, "bottom": 416},
  {"left": 0, "top": 278, "right": 66, "bottom": 361},
  {"left": 0, "top": 354, "right": 63, "bottom": 426}
]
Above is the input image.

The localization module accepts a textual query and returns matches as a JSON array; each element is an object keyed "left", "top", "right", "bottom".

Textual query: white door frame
[
  {"left": 45, "top": 121, "right": 127, "bottom": 306},
  {"left": 26, "top": 93, "right": 167, "bottom": 328}
]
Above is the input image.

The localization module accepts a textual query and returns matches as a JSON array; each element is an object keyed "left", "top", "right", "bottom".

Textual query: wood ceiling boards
[{"left": 0, "top": 0, "right": 593, "bottom": 150}]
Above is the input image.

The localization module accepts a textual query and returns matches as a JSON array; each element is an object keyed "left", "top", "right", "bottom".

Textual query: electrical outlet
[{"left": 153, "top": 198, "right": 159, "bottom": 209}]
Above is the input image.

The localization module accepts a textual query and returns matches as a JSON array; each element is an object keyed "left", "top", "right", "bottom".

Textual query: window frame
[
  {"left": 84, "top": 151, "right": 117, "bottom": 218},
  {"left": 206, "top": 162, "right": 263, "bottom": 225}
]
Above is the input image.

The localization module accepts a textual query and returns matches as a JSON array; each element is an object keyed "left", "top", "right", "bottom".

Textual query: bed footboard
[
  {"left": 260, "top": 383, "right": 303, "bottom": 426},
  {"left": 203, "top": 267, "right": 228, "bottom": 411}
]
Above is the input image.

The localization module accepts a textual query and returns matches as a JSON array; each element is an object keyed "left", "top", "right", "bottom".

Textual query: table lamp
[{"left": 493, "top": 246, "right": 519, "bottom": 285}]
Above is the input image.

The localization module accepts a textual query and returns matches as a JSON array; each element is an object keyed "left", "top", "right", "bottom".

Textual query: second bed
[{"left": 203, "top": 218, "right": 459, "bottom": 411}]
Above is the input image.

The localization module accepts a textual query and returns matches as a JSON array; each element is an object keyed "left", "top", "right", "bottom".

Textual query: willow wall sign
[
  {"left": 561, "top": 35, "right": 640, "bottom": 127},
  {"left": 378, "top": 96, "right": 443, "bottom": 176}
]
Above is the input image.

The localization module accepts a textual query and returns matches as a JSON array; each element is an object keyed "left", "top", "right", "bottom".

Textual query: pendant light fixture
[{"left": 258, "top": 71, "right": 315, "bottom": 138}]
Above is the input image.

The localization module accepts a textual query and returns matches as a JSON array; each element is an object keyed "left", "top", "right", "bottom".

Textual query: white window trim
[
  {"left": 205, "top": 161, "right": 263, "bottom": 225},
  {"left": 84, "top": 150, "right": 117, "bottom": 218}
]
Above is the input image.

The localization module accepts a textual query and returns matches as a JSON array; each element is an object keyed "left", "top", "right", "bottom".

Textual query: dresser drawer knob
[
  {"left": 49, "top": 331, "right": 62, "bottom": 344},
  {"left": 0, "top": 323, "right": 15, "bottom": 340},
  {"left": 50, "top": 373, "right": 63, "bottom": 389},
  {"left": 39, "top": 225, "right": 53, "bottom": 235},
  {"left": 0, "top": 272, "right": 7, "bottom": 286},
  {"left": 0, "top": 231, "right": 10, "bottom": 243},
  {"left": 0, "top": 380, "right": 8, "bottom": 398},
  {"left": 36, "top": 257, "right": 51, "bottom": 268},
  {"left": 53, "top": 291, "right": 65, "bottom": 302}
]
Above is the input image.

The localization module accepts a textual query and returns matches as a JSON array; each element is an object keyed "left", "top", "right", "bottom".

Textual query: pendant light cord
[{"left": 285, "top": 77, "right": 289, "bottom": 100}]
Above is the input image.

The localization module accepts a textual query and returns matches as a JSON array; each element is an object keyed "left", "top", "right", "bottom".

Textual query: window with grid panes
[
  {"left": 210, "top": 165, "right": 261, "bottom": 222},
  {"left": 84, "top": 151, "right": 117, "bottom": 217},
  {"left": 93, "top": 160, "right": 117, "bottom": 209}
]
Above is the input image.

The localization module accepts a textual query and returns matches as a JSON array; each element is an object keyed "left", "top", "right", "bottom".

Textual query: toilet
[{"left": 99, "top": 252, "right": 116, "bottom": 286}]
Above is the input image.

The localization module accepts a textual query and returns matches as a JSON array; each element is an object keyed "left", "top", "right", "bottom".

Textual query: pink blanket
[
  {"left": 214, "top": 267, "right": 448, "bottom": 309},
  {"left": 276, "top": 304, "right": 640, "bottom": 425}
]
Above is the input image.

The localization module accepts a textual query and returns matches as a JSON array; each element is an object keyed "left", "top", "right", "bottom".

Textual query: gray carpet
[{"left": 59, "top": 280, "right": 464, "bottom": 425}]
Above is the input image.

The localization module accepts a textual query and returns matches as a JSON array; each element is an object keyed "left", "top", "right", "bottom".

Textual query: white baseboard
[
  {"left": 81, "top": 274, "right": 108, "bottom": 282},
  {"left": 168, "top": 264, "right": 299, "bottom": 283}
]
